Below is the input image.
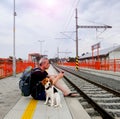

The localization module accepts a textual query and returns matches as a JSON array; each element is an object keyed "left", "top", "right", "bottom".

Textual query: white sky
[{"left": 0, "top": 0, "right": 120, "bottom": 59}]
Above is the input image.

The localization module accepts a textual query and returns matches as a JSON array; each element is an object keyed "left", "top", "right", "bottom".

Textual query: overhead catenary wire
[
  {"left": 63, "top": 0, "right": 81, "bottom": 32},
  {"left": 59, "top": 0, "right": 81, "bottom": 41}
]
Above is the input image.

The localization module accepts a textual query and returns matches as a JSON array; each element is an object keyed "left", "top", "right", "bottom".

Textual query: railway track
[{"left": 53, "top": 64, "right": 120, "bottom": 119}]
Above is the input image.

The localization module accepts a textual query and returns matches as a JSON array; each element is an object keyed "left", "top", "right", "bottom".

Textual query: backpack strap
[
  {"left": 32, "top": 68, "right": 41, "bottom": 72},
  {"left": 31, "top": 68, "right": 42, "bottom": 86}
]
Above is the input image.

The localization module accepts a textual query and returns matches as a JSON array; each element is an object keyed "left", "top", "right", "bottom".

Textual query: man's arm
[{"left": 48, "top": 72, "right": 64, "bottom": 85}]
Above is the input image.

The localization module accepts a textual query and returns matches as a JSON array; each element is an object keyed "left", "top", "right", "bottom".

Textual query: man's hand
[{"left": 57, "top": 71, "right": 64, "bottom": 79}]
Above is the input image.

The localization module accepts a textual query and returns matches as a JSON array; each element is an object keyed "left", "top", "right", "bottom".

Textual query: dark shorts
[
  {"left": 31, "top": 85, "right": 46, "bottom": 100},
  {"left": 33, "top": 91, "right": 46, "bottom": 100}
]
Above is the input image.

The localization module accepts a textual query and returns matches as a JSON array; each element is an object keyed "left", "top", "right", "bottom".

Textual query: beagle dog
[{"left": 41, "top": 78, "right": 62, "bottom": 107}]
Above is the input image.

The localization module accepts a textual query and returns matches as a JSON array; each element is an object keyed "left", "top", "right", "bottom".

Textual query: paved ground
[
  {"left": 0, "top": 74, "right": 22, "bottom": 119},
  {"left": 0, "top": 66, "right": 91, "bottom": 119}
]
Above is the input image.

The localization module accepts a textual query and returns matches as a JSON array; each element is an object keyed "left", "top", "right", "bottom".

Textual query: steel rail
[
  {"left": 53, "top": 64, "right": 115, "bottom": 119},
  {"left": 63, "top": 76, "right": 114, "bottom": 119},
  {"left": 56, "top": 65, "right": 120, "bottom": 97}
]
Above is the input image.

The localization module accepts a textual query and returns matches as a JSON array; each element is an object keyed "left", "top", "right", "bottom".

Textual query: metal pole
[
  {"left": 13, "top": 0, "right": 16, "bottom": 77},
  {"left": 38, "top": 40, "right": 45, "bottom": 55},
  {"left": 75, "top": 8, "right": 79, "bottom": 70},
  {"left": 76, "top": 8, "right": 78, "bottom": 57},
  {"left": 57, "top": 47, "right": 59, "bottom": 59}
]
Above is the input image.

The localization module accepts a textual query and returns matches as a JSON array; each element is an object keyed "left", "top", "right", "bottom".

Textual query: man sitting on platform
[{"left": 30, "top": 57, "right": 79, "bottom": 100}]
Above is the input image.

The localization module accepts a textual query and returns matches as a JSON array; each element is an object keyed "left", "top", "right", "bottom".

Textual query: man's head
[{"left": 39, "top": 57, "right": 50, "bottom": 70}]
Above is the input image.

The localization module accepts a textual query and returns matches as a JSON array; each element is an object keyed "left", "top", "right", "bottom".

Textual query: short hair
[{"left": 39, "top": 57, "right": 48, "bottom": 66}]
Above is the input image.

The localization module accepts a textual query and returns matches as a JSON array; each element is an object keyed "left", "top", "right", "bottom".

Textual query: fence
[
  {"left": 58, "top": 59, "right": 120, "bottom": 72},
  {"left": 0, "top": 60, "right": 35, "bottom": 79}
]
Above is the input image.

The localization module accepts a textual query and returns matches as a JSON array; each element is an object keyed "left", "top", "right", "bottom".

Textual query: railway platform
[{"left": 0, "top": 65, "right": 91, "bottom": 119}]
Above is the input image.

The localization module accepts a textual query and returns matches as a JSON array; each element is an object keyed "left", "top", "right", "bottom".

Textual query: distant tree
[
  {"left": 9, "top": 56, "right": 13, "bottom": 59},
  {"left": 81, "top": 53, "right": 85, "bottom": 56},
  {"left": 49, "top": 57, "right": 61, "bottom": 63},
  {"left": 18, "top": 58, "right": 23, "bottom": 61},
  {"left": 68, "top": 57, "right": 75, "bottom": 62}
]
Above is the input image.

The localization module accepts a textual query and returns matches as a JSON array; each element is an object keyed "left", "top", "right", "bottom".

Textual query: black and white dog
[{"left": 41, "top": 78, "right": 62, "bottom": 107}]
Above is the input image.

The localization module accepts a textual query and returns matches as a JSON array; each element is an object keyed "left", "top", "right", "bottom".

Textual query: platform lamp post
[
  {"left": 38, "top": 40, "right": 45, "bottom": 56},
  {"left": 13, "top": 0, "right": 17, "bottom": 77}
]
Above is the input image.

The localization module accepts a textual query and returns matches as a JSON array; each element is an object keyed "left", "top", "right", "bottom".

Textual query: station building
[{"left": 79, "top": 45, "right": 120, "bottom": 62}]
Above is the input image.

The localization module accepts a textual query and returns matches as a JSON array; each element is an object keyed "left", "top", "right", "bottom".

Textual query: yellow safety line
[
  {"left": 21, "top": 99, "right": 38, "bottom": 119},
  {"left": 21, "top": 69, "right": 48, "bottom": 119}
]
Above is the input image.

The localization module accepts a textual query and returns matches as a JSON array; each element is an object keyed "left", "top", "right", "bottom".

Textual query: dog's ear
[
  {"left": 50, "top": 79, "right": 53, "bottom": 85},
  {"left": 41, "top": 79, "right": 46, "bottom": 85}
]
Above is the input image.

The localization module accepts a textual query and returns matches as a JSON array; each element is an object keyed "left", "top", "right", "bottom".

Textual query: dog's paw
[
  {"left": 54, "top": 105, "right": 58, "bottom": 108},
  {"left": 50, "top": 104, "right": 54, "bottom": 107},
  {"left": 59, "top": 104, "right": 62, "bottom": 108},
  {"left": 54, "top": 104, "right": 62, "bottom": 108}
]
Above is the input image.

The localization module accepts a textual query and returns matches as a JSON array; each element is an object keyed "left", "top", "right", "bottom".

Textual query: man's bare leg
[{"left": 55, "top": 80, "right": 71, "bottom": 96}]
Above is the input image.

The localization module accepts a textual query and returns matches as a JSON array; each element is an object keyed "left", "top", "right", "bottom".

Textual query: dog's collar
[{"left": 45, "top": 85, "right": 52, "bottom": 90}]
